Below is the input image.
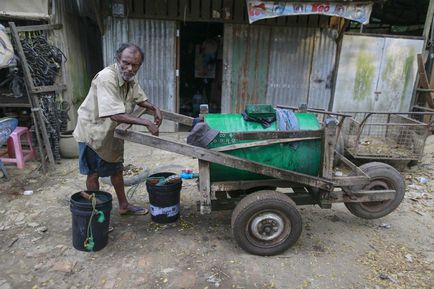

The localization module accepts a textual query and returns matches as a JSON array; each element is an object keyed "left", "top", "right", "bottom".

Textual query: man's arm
[
  {"left": 110, "top": 113, "right": 159, "bottom": 136},
  {"left": 137, "top": 100, "right": 163, "bottom": 127}
]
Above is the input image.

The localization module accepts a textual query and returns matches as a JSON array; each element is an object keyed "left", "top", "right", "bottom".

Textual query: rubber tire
[
  {"left": 345, "top": 162, "right": 405, "bottom": 219},
  {"left": 231, "top": 190, "right": 302, "bottom": 256}
]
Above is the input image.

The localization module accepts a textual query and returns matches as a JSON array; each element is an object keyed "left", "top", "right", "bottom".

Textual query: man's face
[{"left": 117, "top": 47, "right": 142, "bottom": 81}]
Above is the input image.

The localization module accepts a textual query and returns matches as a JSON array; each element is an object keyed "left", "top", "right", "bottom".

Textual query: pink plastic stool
[{"left": 0, "top": 127, "right": 35, "bottom": 169}]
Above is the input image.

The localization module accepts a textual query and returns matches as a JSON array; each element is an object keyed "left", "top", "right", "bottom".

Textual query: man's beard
[{"left": 119, "top": 68, "right": 135, "bottom": 81}]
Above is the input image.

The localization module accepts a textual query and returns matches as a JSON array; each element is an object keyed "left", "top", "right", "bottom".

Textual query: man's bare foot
[{"left": 119, "top": 204, "right": 149, "bottom": 215}]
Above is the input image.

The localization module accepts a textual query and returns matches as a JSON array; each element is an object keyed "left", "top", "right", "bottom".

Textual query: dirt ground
[{"left": 0, "top": 132, "right": 433, "bottom": 289}]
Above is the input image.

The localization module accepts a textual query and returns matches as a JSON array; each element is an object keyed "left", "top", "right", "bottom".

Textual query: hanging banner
[{"left": 247, "top": 1, "right": 373, "bottom": 24}]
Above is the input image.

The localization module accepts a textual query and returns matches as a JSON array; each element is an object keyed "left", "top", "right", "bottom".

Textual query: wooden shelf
[{"left": 0, "top": 94, "right": 31, "bottom": 108}]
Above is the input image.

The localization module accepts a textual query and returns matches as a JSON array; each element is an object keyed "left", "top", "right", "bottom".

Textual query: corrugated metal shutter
[
  {"left": 222, "top": 24, "right": 337, "bottom": 113},
  {"left": 333, "top": 34, "right": 423, "bottom": 113},
  {"left": 103, "top": 17, "right": 176, "bottom": 130}
]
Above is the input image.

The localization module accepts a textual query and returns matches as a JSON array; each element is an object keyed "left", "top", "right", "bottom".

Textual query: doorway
[{"left": 179, "top": 22, "right": 223, "bottom": 117}]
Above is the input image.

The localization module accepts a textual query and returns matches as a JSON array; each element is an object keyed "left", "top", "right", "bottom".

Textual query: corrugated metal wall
[
  {"left": 308, "top": 28, "right": 338, "bottom": 110},
  {"left": 223, "top": 25, "right": 272, "bottom": 113},
  {"left": 222, "top": 24, "right": 337, "bottom": 113},
  {"left": 267, "top": 26, "right": 316, "bottom": 107},
  {"left": 103, "top": 17, "right": 177, "bottom": 131}
]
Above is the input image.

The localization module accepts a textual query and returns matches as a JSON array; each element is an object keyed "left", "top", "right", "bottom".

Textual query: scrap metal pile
[
  {"left": 21, "top": 33, "right": 65, "bottom": 86},
  {"left": 39, "top": 94, "right": 70, "bottom": 161}
]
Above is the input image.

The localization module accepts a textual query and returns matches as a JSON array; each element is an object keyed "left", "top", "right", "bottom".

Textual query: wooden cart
[{"left": 114, "top": 107, "right": 405, "bottom": 256}]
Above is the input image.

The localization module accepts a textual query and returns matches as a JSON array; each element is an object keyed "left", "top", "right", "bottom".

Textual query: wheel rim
[
  {"left": 359, "top": 178, "right": 394, "bottom": 212},
  {"left": 246, "top": 210, "right": 291, "bottom": 248},
  {"left": 250, "top": 213, "right": 284, "bottom": 241}
]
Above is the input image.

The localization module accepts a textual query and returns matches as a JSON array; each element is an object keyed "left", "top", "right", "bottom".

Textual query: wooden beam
[
  {"left": 335, "top": 151, "right": 368, "bottom": 177},
  {"left": 211, "top": 137, "right": 320, "bottom": 152},
  {"left": 144, "top": 108, "right": 194, "bottom": 126},
  {"left": 210, "top": 193, "right": 317, "bottom": 210},
  {"left": 329, "top": 190, "right": 396, "bottom": 203},
  {"left": 417, "top": 54, "right": 434, "bottom": 108},
  {"left": 0, "top": 103, "right": 31, "bottom": 108},
  {"left": 220, "top": 129, "right": 323, "bottom": 141},
  {"left": 5, "top": 24, "right": 62, "bottom": 33},
  {"left": 422, "top": 0, "right": 434, "bottom": 48},
  {"left": 333, "top": 176, "right": 370, "bottom": 186},
  {"left": 276, "top": 104, "right": 352, "bottom": 118},
  {"left": 32, "top": 84, "right": 67, "bottom": 94},
  {"left": 114, "top": 129, "right": 333, "bottom": 191},
  {"left": 211, "top": 179, "right": 296, "bottom": 192},
  {"left": 210, "top": 189, "right": 396, "bottom": 211},
  {"left": 117, "top": 107, "right": 194, "bottom": 131}
]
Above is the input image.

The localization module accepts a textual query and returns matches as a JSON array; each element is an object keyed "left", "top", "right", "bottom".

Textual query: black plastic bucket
[
  {"left": 146, "top": 172, "right": 182, "bottom": 224},
  {"left": 70, "top": 191, "right": 112, "bottom": 251}
]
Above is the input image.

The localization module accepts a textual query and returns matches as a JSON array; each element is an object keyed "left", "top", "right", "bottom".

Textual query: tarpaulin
[
  {"left": 0, "top": 0, "right": 49, "bottom": 19},
  {"left": 0, "top": 25, "right": 14, "bottom": 69}
]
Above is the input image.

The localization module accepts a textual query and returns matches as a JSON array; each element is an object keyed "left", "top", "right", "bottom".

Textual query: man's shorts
[{"left": 78, "top": 143, "right": 123, "bottom": 177}]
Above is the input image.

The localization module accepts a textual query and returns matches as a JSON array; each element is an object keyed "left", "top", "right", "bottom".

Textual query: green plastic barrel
[{"left": 205, "top": 113, "right": 321, "bottom": 182}]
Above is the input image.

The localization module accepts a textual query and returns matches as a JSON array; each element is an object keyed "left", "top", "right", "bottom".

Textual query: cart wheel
[
  {"left": 345, "top": 162, "right": 405, "bottom": 219},
  {"left": 231, "top": 190, "right": 302, "bottom": 256}
]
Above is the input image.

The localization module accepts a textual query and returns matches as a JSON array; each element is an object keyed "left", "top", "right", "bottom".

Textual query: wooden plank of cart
[{"left": 114, "top": 106, "right": 405, "bottom": 256}]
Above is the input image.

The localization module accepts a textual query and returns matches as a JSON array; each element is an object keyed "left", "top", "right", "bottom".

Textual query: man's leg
[
  {"left": 86, "top": 172, "right": 100, "bottom": 191},
  {"left": 110, "top": 170, "right": 129, "bottom": 212},
  {"left": 110, "top": 170, "right": 147, "bottom": 215}
]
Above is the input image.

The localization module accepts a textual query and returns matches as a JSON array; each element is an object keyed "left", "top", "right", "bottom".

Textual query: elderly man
[{"left": 73, "top": 43, "right": 162, "bottom": 215}]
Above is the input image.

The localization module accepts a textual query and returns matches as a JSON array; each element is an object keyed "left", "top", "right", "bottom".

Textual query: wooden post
[
  {"left": 321, "top": 118, "right": 337, "bottom": 181},
  {"left": 319, "top": 118, "right": 337, "bottom": 208},
  {"left": 422, "top": 0, "right": 434, "bottom": 49},
  {"left": 198, "top": 104, "right": 211, "bottom": 214},
  {"left": 199, "top": 160, "right": 212, "bottom": 214}
]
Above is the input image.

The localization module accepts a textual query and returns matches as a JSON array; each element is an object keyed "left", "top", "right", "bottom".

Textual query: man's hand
[
  {"left": 138, "top": 100, "right": 163, "bottom": 128},
  {"left": 112, "top": 112, "right": 159, "bottom": 136},
  {"left": 154, "top": 107, "right": 163, "bottom": 127},
  {"left": 144, "top": 119, "right": 159, "bottom": 136}
]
